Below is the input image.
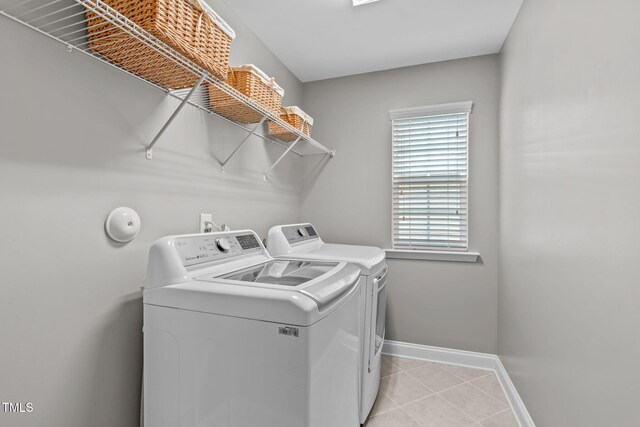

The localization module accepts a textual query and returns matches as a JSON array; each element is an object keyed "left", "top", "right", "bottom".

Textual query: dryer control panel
[
  {"left": 281, "top": 224, "right": 319, "bottom": 245},
  {"left": 174, "top": 231, "right": 263, "bottom": 267}
]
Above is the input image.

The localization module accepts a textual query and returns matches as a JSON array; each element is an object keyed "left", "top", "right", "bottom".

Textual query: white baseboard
[
  {"left": 382, "top": 340, "right": 535, "bottom": 427},
  {"left": 493, "top": 357, "right": 536, "bottom": 427}
]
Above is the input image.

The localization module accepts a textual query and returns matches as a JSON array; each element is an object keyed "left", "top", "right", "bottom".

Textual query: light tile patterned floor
[{"left": 365, "top": 356, "right": 519, "bottom": 427}]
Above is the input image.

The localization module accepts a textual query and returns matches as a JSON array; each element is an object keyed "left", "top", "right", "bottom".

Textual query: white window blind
[{"left": 390, "top": 102, "right": 472, "bottom": 251}]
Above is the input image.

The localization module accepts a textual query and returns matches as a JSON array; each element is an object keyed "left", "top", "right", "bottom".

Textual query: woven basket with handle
[
  {"left": 267, "top": 108, "right": 312, "bottom": 142},
  {"left": 208, "top": 67, "right": 283, "bottom": 124},
  {"left": 85, "top": 0, "right": 233, "bottom": 89}
]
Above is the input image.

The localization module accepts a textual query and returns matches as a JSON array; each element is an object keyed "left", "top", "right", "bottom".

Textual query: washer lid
[
  {"left": 215, "top": 260, "right": 337, "bottom": 286},
  {"left": 144, "top": 261, "right": 362, "bottom": 326}
]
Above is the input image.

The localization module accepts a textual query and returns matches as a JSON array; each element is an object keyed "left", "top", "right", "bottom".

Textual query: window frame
[{"left": 389, "top": 101, "right": 473, "bottom": 253}]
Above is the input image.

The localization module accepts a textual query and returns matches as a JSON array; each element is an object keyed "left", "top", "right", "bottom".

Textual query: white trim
[
  {"left": 382, "top": 340, "right": 496, "bottom": 370},
  {"left": 382, "top": 340, "right": 536, "bottom": 427},
  {"left": 494, "top": 357, "right": 537, "bottom": 427},
  {"left": 389, "top": 101, "right": 473, "bottom": 120},
  {"left": 389, "top": 105, "right": 471, "bottom": 251},
  {"left": 385, "top": 249, "right": 479, "bottom": 263},
  {"left": 353, "top": 0, "right": 381, "bottom": 6}
]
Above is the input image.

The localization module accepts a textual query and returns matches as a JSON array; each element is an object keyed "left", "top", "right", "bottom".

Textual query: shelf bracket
[
  {"left": 145, "top": 73, "right": 208, "bottom": 159},
  {"left": 302, "top": 151, "right": 333, "bottom": 187},
  {"left": 263, "top": 136, "right": 302, "bottom": 181},
  {"left": 220, "top": 115, "right": 268, "bottom": 172}
]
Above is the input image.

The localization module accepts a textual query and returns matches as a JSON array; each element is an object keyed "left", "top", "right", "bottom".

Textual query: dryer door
[
  {"left": 374, "top": 267, "right": 388, "bottom": 356},
  {"left": 369, "top": 266, "right": 388, "bottom": 371}
]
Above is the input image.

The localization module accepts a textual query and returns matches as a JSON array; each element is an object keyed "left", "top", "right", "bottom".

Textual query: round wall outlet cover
[{"left": 105, "top": 207, "right": 141, "bottom": 243}]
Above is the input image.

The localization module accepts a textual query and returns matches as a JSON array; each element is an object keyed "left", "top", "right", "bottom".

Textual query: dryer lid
[
  {"left": 266, "top": 224, "right": 386, "bottom": 275},
  {"left": 283, "top": 243, "right": 385, "bottom": 276},
  {"left": 307, "top": 243, "right": 384, "bottom": 266}
]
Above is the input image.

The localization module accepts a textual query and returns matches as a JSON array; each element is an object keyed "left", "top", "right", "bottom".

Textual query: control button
[
  {"left": 216, "top": 238, "right": 231, "bottom": 252},
  {"left": 297, "top": 228, "right": 308, "bottom": 237}
]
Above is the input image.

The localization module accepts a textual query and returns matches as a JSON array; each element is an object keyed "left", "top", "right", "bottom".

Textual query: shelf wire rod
[
  {"left": 193, "top": 105, "right": 305, "bottom": 157},
  {"left": 79, "top": 40, "right": 168, "bottom": 68},
  {"left": 145, "top": 73, "right": 208, "bottom": 159},
  {"left": 1, "top": 0, "right": 47, "bottom": 15},
  {"left": 0, "top": 7, "right": 171, "bottom": 97},
  {"left": 63, "top": 22, "right": 115, "bottom": 45},
  {"left": 43, "top": 14, "right": 91, "bottom": 38},
  {"left": 80, "top": 0, "right": 207, "bottom": 77},
  {"left": 84, "top": 44, "right": 181, "bottom": 80},
  {"left": 68, "top": 15, "right": 150, "bottom": 44},
  {"left": 199, "top": 80, "right": 308, "bottom": 147},
  {"left": 198, "top": 80, "right": 330, "bottom": 156},
  {"left": 11, "top": 0, "right": 63, "bottom": 20},
  {"left": 302, "top": 151, "right": 332, "bottom": 187},
  {"left": 0, "top": 0, "right": 24, "bottom": 11},
  {"left": 220, "top": 115, "right": 267, "bottom": 171},
  {"left": 25, "top": 3, "right": 82, "bottom": 27},
  {"left": 263, "top": 136, "right": 302, "bottom": 181},
  {"left": 1, "top": 0, "right": 335, "bottom": 159},
  {"left": 303, "top": 151, "right": 337, "bottom": 156}
]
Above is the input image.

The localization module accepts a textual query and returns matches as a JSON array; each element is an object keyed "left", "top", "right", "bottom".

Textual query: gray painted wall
[
  {"left": 301, "top": 55, "right": 500, "bottom": 353},
  {"left": 499, "top": 0, "right": 640, "bottom": 426},
  {"left": 0, "top": 1, "right": 304, "bottom": 425}
]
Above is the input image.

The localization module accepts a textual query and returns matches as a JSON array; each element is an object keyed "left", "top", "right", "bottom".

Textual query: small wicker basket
[
  {"left": 208, "top": 65, "right": 284, "bottom": 124},
  {"left": 85, "top": 0, "right": 235, "bottom": 90},
  {"left": 267, "top": 106, "right": 314, "bottom": 142}
]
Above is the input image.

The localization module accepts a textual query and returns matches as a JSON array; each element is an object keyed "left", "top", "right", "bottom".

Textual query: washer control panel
[
  {"left": 175, "top": 232, "right": 263, "bottom": 267},
  {"left": 215, "top": 237, "right": 231, "bottom": 252},
  {"left": 282, "top": 224, "right": 319, "bottom": 245}
]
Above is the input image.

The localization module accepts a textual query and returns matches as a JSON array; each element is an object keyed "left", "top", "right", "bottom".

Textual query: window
[{"left": 390, "top": 101, "right": 472, "bottom": 252}]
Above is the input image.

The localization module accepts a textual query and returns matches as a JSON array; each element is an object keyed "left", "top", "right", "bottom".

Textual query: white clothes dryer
[
  {"left": 266, "top": 224, "right": 388, "bottom": 424},
  {"left": 144, "top": 230, "right": 362, "bottom": 427}
]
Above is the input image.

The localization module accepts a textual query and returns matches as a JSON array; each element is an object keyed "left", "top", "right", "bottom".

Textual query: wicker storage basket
[
  {"left": 267, "top": 106, "right": 314, "bottom": 142},
  {"left": 85, "top": 0, "right": 235, "bottom": 89},
  {"left": 208, "top": 65, "right": 284, "bottom": 124}
]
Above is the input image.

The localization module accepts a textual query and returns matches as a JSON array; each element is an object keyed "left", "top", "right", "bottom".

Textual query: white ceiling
[{"left": 223, "top": 0, "right": 523, "bottom": 82}]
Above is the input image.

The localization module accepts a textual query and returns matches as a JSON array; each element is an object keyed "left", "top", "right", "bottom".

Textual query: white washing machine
[
  {"left": 266, "top": 224, "right": 387, "bottom": 424},
  {"left": 143, "top": 230, "right": 362, "bottom": 427}
]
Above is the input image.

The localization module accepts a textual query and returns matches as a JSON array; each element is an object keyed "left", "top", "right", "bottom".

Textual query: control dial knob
[
  {"left": 297, "top": 228, "right": 308, "bottom": 237},
  {"left": 216, "top": 237, "right": 231, "bottom": 252}
]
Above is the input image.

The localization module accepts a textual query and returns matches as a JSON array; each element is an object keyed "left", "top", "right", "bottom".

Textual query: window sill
[{"left": 385, "top": 249, "right": 480, "bottom": 263}]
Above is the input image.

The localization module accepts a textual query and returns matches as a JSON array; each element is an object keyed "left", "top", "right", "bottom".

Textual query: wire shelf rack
[{"left": 0, "top": 0, "right": 335, "bottom": 178}]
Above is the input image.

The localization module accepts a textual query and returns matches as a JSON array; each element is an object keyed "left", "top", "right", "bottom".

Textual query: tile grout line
[
  {"left": 438, "top": 364, "right": 494, "bottom": 382},
  {"left": 400, "top": 358, "right": 493, "bottom": 383},
  {"left": 382, "top": 374, "right": 437, "bottom": 408},
  {"left": 437, "top": 392, "right": 490, "bottom": 424},
  {"left": 466, "top": 378, "right": 511, "bottom": 408},
  {"left": 378, "top": 357, "right": 514, "bottom": 425},
  {"left": 402, "top": 366, "right": 491, "bottom": 398},
  {"left": 397, "top": 366, "right": 509, "bottom": 423},
  {"left": 475, "top": 407, "right": 512, "bottom": 425},
  {"left": 369, "top": 391, "right": 399, "bottom": 417},
  {"left": 382, "top": 355, "right": 519, "bottom": 426},
  {"left": 433, "top": 378, "right": 509, "bottom": 423},
  {"left": 368, "top": 390, "right": 423, "bottom": 426},
  {"left": 402, "top": 361, "right": 509, "bottom": 412},
  {"left": 372, "top": 359, "right": 408, "bottom": 422},
  {"left": 396, "top": 404, "right": 423, "bottom": 426},
  {"left": 377, "top": 364, "right": 440, "bottom": 418}
]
